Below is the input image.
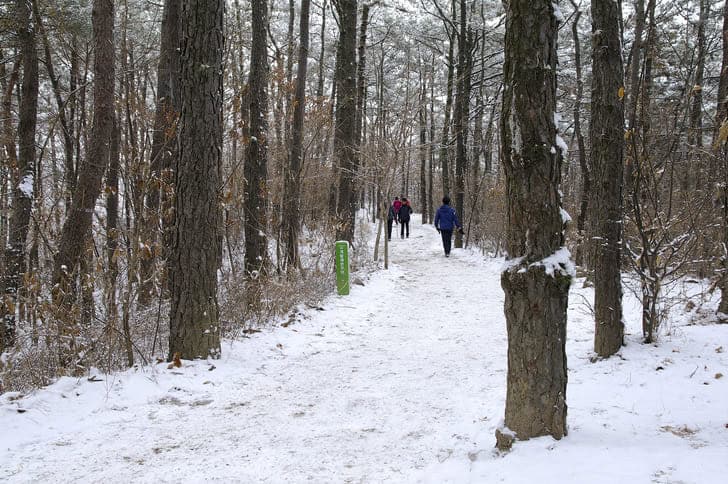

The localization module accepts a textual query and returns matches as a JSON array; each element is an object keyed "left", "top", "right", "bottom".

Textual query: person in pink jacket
[{"left": 392, "top": 197, "right": 402, "bottom": 225}]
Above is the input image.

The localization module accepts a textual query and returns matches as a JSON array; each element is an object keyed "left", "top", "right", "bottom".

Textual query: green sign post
[{"left": 335, "top": 240, "right": 350, "bottom": 295}]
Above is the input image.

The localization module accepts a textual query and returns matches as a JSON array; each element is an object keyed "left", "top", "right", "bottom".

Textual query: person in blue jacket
[{"left": 433, "top": 195, "right": 463, "bottom": 257}]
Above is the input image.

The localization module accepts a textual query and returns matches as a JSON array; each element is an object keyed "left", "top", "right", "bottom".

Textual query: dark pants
[
  {"left": 440, "top": 229, "right": 453, "bottom": 255},
  {"left": 400, "top": 220, "right": 410, "bottom": 238},
  {"left": 387, "top": 219, "right": 393, "bottom": 240}
]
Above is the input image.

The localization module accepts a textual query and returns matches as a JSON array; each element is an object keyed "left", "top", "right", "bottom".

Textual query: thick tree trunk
[
  {"left": 168, "top": 0, "right": 224, "bottom": 360},
  {"left": 591, "top": 0, "right": 625, "bottom": 357},
  {"left": 52, "top": 0, "right": 115, "bottom": 369},
  {"left": 496, "top": 0, "right": 570, "bottom": 450},
  {"left": 141, "top": 0, "right": 181, "bottom": 306},
  {"left": 1, "top": 0, "right": 39, "bottom": 352},
  {"left": 284, "top": 0, "right": 311, "bottom": 271},
  {"left": 333, "top": 0, "right": 358, "bottom": 243},
  {"left": 244, "top": 0, "right": 270, "bottom": 277}
]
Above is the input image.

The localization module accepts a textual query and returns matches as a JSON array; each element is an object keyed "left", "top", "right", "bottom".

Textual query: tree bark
[
  {"left": 244, "top": 0, "right": 270, "bottom": 277},
  {"left": 453, "top": 0, "right": 470, "bottom": 249},
  {"left": 569, "top": 2, "right": 590, "bottom": 268},
  {"left": 284, "top": 0, "right": 311, "bottom": 271},
  {"left": 419, "top": 65, "right": 428, "bottom": 224},
  {"left": 716, "top": 1, "right": 728, "bottom": 146},
  {"left": 1, "top": 0, "right": 39, "bottom": 352},
  {"left": 52, "top": 0, "right": 115, "bottom": 369},
  {"left": 688, "top": 0, "right": 707, "bottom": 151},
  {"left": 428, "top": 56, "right": 435, "bottom": 224},
  {"left": 591, "top": 0, "right": 625, "bottom": 357},
  {"left": 317, "top": 0, "right": 328, "bottom": 98},
  {"left": 356, "top": 4, "right": 370, "bottom": 147},
  {"left": 141, "top": 0, "right": 181, "bottom": 306},
  {"left": 33, "top": 0, "right": 75, "bottom": 207},
  {"left": 168, "top": 0, "right": 224, "bottom": 360},
  {"left": 624, "top": 0, "right": 645, "bottom": 195},
  {"left": 106, "top": 112, "right": 133, "bottom": 366},
  {"left": 439, "top": 16, "right": 455, "bottom": 198},
  {"left": 717, "top": 1, "right": 728, "bottom": 318},
  {"left": 333, "top": 0, "right": 358, "bottom": 243},
  {"left": 497, "top": 0, "right": 569, "bottom": 449}
]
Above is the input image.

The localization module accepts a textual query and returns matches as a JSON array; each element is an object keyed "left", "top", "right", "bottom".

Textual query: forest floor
[{"left": 1, "top": 214, "right": 727, "bottom": 483}]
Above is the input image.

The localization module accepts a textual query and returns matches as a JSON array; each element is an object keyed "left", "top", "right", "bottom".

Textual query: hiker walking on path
[
  {"left": 387, "top": 202, "right": 396, "bottom": 241},
  {"left": 392, "top": 197, "right": 402, "bottom": 225},
  {"left": 398, "top": 198, "right": 412, "bottom": 238},
  {"left": 434, "top": 196, "right": 463, "bottom": 257}
]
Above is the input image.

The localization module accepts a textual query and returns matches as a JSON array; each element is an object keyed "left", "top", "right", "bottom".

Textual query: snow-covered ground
[{"left": 1, "top": 215, "right": 727, "bottom": 483}]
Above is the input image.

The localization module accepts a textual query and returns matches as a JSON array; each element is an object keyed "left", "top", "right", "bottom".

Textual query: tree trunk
[
  {"left": 591, "top": 0, "right": 625, "bottom": 358},
  {"left": 33, "top": 0, "right": 75, "bottom": 206},
  {"left": 453, "top": 0, "right": 470, "bottom": 249},
  {"left": 688, "top": 0, "right": 707, "bottom": 151},
  {"left": 106, "top": 112, "right": 133, "bottom": 366},
  {"left": 141, "top": 0, "right": 181, "bottom": 306},
  {"left": 285, "top": 0, "right": 296, "bottom": 144},
  {"left": 317, "top": 0, "right": 327, "bottom": 98},
  {"left": 627, "top": 0, "right": 645, "bottom": 132},
  {"left": 419, "top": 67, "right": 427, "bottom": 224},
  {"left": 715, "top": 1, "right": 728, "bottom": 146},
  {"left": 244, "top": 0, "right": 270, "bottom": 277},
  {"left": 496, "top": 0, "right": 569, "bottom": 450},
  {"left": 333, "top": 0, "right": 358, "bottom": 244},
  {"left": 716, "top": 1, "right": 728, "bottom": 318},
  {"left": 52, "top": 0, "right": 115, "bottom": 369},
  {"left": 284, "top": 0, "right": 311, "bottom": 271},
  {"left": 624, "top": 0, "right": 645, "bottom": 195},
  {"left": 440, "top": 21, "right": 455, "bottom": 198},
  {"left": 168, "top": 0, "right": 224, "bottom": 360},
  {"left": 686, "top": 0, "right": 708, "bottom": 196},
  {"left": 569, "top": 2, "right": 590, "bottom": 268},
  {"left": 428, "top": 56, "right": 435, "bottom": 224},
  {"left": 356, "top": 4, "right": 370, "bottom": 147},
  {"left": 1, "top": 0, "right": 39, "bottom": 352}
]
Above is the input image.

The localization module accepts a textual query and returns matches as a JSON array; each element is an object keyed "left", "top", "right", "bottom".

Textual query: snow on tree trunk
[{"left": 496, "top": 0, "right": 570, "bottom": 450}]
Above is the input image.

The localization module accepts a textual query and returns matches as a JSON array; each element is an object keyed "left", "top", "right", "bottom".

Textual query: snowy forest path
[{"left": 0, "top": 214, "right": 510, "bottom": 482}]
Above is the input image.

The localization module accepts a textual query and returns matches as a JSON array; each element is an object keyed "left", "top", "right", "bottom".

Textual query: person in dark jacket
[
  {"left": 433, "top": 195, "right": 462, "bottom": 257},
  {"left": 398, "top": 198, "right": 412, "bottom": 238},
  {"left": 386, "top": 202, "right": 396, "bottom": 240}
]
